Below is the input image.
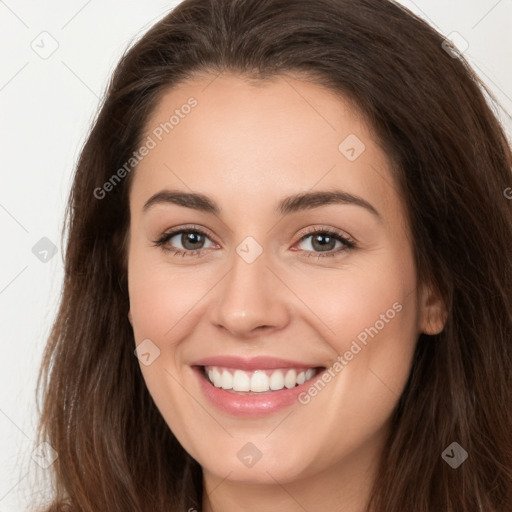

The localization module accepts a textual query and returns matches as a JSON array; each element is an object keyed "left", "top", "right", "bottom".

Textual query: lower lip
[{"left": 192, "top": 366, "right": 323, "bottom": 417}]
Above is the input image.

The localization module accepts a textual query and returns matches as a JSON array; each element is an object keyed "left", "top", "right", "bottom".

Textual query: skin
[{"left": 126, "top": 72, "right": 446, "bottom": 512}]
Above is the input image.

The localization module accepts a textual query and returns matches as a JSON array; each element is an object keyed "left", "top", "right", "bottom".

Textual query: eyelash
[{"left": 152, "top": 224, "right": 357, "bottom": 259}]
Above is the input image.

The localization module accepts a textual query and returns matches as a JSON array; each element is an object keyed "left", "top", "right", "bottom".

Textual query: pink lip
[
  {"left": 190, "top": 355, "right": 317, "bottom": 371},
  {"left": 190, "top": 360, "right": 325, "bottom": 418}
]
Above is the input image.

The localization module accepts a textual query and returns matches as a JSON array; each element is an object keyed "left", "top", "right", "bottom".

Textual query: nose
[{"left": 209, "top": 246, "right": 291, "bottom": 339}]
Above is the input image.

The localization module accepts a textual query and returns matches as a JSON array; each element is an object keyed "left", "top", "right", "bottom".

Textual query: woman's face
[{"left": 127, "top": 73, "right": 444, "bottom": 492}]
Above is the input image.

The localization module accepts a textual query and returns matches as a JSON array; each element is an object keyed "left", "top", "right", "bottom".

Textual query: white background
[{"left": 1, "top": 1, "right": 511, "bottom": 510}]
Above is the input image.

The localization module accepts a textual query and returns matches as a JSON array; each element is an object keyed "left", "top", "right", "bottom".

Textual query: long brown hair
[{"left": 32, "top": 0, "right": 512, "bottom": 510}]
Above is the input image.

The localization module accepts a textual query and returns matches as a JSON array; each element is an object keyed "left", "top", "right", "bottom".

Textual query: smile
[
  {"left": 203, "top": 366, "right": 319, "bottom": 393},
  {"left": 190, "top": 356, "right": 327, "bottom": 416}
]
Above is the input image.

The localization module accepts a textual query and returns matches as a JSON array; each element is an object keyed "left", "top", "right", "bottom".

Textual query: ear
[
  {"left": 128, "top": 310, "right": 133, "bottom": 326},
  {"left": 418, "top": 281, "right": 447, "bottom": 335}
]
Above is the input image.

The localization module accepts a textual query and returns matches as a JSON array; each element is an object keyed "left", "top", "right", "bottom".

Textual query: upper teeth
[{"left": 205, "top": 366, "right": 318, "bottom": 392}]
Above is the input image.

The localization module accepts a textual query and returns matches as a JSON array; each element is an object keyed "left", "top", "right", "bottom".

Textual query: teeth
[
  {"left": 284, "top": 369, "right": 297, "bottom": 389},
  {"left": 233, "top": 369, "right": 250, "bottom": 391},
  {"left": 208, "top": 367, "right": 224, "bottom": 388},
  {"left": 204, "top": 366, "right": 320, "bottom": 392},
  {"left": 221, "top": 369, "right": 232, "bottom": 390},
  {"left": 269, "top": 370, "right": 284, "bottom": 390},
  {"left": 250, "top": 371, "right": 268, "bottom": 392}
]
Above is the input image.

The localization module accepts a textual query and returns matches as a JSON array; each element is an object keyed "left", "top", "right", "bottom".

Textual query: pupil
[
  {"left": 183, "top": 231, "right": 203, "bottom": 250},
  {"left": 313, "top": 234, "right": 335, "bottom": 251}
]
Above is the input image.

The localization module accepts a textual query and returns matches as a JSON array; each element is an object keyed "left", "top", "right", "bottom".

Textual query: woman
[{"left": 33, "top": 0, "right": 512, "bottom": 511}]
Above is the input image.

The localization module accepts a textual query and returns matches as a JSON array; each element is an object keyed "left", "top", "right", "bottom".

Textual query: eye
[
  {"left": 152, "top": 225, "right": 217, "bottom": 257},
  {"left": 293, "top": 227, "right": 356, "bottom": 258},
  {"left": 152, "top": 225, "right": 356, "bottom": 258}
]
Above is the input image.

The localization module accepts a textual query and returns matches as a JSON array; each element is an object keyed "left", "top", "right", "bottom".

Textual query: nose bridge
[{"left": 209, "top": 236, "right": 290, "bottom": 337}]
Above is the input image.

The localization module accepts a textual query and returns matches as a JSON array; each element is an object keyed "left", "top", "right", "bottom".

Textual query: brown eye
[
  {"left": 179, "top": 231, "right": 207, "bottom": 250},
  {"left": 295, "top": 228, "right": 356, "bottom": 258},
  {"left": 153, "top": 227, "right": 217, "bottom": 257}
]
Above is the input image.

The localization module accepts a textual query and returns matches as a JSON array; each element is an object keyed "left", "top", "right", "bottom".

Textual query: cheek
[
  {"left": 330, "top": 252, "right": 418, "bottom": 413},
  {"left": 305, "top": 242, "right": 419, "bottom": 400},
  {"left": 127, "top": 244, "right": 204, "bottom": 342},
  {"left": 298, "top": 247, "right": 416, "bottom": 350},
  {"left": 127, "top": 249, "right": 198, "bottom": 432}
]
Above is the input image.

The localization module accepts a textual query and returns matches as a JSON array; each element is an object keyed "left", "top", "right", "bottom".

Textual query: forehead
[{"left": 130, "top": 72, "right": 400, "bottom": 222}]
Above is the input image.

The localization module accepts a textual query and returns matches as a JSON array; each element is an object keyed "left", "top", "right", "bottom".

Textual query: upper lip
[{"left": 190, "top": 355, "right": 324, "bottom": 371}]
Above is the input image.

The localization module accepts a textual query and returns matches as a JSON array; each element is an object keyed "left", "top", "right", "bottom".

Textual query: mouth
[
  {"left": 190, "top": 355, "right": 328, "bottom": 416},
  {"left": 199, "top": 365, "right": 324, "bottom": 394}
]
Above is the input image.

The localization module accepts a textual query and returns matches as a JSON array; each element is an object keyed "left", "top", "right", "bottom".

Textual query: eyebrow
[{"left": 143, "top": 189, "right": 381, "bottom": 220}]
